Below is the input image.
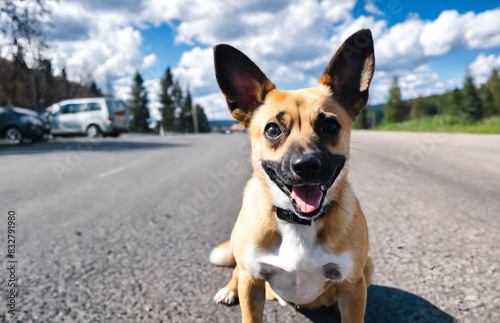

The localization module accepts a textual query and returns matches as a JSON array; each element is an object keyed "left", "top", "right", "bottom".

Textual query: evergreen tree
[
  {"left": 461, "top": 73, "right": 483, "bottom": 121},
  {"left": 160, "top": 67, "right": 174, "bottom": 132},
  {"left": 481, "top": 87, "right": 495, "bottom": 117},
  {"left": 129, "top": 71, "right": 150, "bottom": 132},
  {"left": 481, "top": 69, "right": 500, "bottom": 116},
  {"left": 447, "top": 88, "right": 462, "bottom": 118},
  {"left": 194, "top": 104, "right": 210, "bottom": 132},
  {"left": 353, "top": 106, "right": 371, "bottom": 129},
  {"left": 87, "top": 80, "right": 103, "bottom": 97},
  {"left": 180, "top": 89, "right": 194, "bottom": 132},
  {"left": 383, "top": 76, "right": 409, "bottom": 123},
  {"left": 170, "top": 81, "right": 183, "bottom": 131},
  {"left": 411, "top": 95, "right": 428, "bottom": 119}
]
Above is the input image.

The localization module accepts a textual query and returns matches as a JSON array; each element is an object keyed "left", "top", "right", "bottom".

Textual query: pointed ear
[
  {"left": 214, "top": 44, "right": 276, "bottom": 127},
  {"left": 319, "top": 29, "right": 375, "bottom": 119}
]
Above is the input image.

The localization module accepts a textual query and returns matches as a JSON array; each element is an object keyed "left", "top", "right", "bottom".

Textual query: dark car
[{"left": 0, "top": 105, "right": 47, "bottom": 144}]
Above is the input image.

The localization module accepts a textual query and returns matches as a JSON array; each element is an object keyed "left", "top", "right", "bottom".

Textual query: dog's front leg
[
  {"left": 238, "top": 268, "right": 266, "bottom": 323},
  {"left": 337, "top": 277, "right": 368, "bottom": 323}
]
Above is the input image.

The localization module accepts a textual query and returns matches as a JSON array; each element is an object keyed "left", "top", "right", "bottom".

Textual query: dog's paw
[
  {"left": 214, "top": 288, "right": 237, "bottom": 305},
  {"left": 275, "top": 294, "right": 288, "bottom": 307}
]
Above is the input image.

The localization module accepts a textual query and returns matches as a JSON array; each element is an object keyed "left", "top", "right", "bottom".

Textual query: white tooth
[{"left": 320, "top": 184, "right": 325, "bottom": 191}]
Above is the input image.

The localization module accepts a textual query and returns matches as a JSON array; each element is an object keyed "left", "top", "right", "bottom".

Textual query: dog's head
[{"left": 214, "top": 29, "right": 374, "bottom": 221}]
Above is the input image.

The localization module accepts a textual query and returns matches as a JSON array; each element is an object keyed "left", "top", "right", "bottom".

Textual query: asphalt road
[{"left": 0, "top": 131, "right": 499, "bottom": 322}]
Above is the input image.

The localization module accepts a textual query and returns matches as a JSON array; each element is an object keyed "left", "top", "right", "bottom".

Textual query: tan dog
[{"left": 210, "top": 29, "right": 375, "bottom": 323}]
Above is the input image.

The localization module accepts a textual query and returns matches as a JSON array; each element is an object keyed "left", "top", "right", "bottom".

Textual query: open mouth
[
  {"left": 280, "top": 183, "right": 328, "bottom": 218},
  {"left": 262, "top": 155, "right": 345, "bottom": 221},
  {"left": 291, "top": 184, "right": 327, "bottom": 214},
  {"left": 263, "top": 165, "right": 339, "bottom": 219}
]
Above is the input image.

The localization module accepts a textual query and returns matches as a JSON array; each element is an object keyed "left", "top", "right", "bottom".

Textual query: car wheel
[
  {"left": 3, "top": 127, "right": 23, "bottom": 144},
  {"left": 86, "top": 125, "right": 101, "bottom": 138}
]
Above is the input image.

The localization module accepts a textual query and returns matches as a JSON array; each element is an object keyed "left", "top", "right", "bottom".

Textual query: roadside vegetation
[{"left": 354, "top": 70, "right": 500, "bottom": 134}]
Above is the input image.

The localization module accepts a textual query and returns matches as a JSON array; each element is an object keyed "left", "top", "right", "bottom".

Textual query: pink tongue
[{"left": 291, "top": 185, "right": 323, "bottom": 214}]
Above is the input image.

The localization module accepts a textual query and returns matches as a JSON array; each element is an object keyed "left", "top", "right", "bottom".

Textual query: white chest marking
[{"left": 247, "top": 220, "right": 353, "bottom": 305}]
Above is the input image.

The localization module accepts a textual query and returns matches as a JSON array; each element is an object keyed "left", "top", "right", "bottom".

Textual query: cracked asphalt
[{"left": 0, "top": 131, "right": 499, "bottom": 322}]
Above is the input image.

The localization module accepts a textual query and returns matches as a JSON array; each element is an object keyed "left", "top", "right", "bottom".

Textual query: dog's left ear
[
  {"left": 320, "top": 29, "right": 375, "bottom": 119},
  {"left": 214, "top": 44, "right": 276, "bottom": 128}
]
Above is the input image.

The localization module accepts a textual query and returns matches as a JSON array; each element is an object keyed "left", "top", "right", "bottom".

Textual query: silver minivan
[{"left": 45, "top": 98, "right": 130, "bottom": 137}]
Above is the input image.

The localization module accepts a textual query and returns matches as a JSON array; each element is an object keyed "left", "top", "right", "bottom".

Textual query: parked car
[
  {"left": 43, "top": 98, "right": 130, "bottom": 138},
  {"left": 0, "top": 105, "right": 46, "bottom": 144}
]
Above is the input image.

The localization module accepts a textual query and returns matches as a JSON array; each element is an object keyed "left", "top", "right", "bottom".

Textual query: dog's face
[{"left": 214, "top": 29, "right": 374, "bottom": 220}]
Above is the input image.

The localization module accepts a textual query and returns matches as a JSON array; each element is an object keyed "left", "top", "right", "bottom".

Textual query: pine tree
[
  {"left": 491, "top": 69, "right": 500, "bottom": 114},
  {"left": 446, "top": 88, "right": 462, "bottom": 118},
  {"left": 129, "top": 71, "right": 150, "bottom": 132},
  {"left": 411, "top": 95, "right": 428, "bottom": 119},
  {"left": 481, "top": 87, "right": 495, "bottom": 117},
  {"left": 170, "top": 81, "right": 183, "bottom": 131},
  {"left": 180, "top": 89, "right": 194, "bottom": 133},
  {"left": 461, "top": 73, "right": 483, "bottom": 121},
  {"left": 481, "top": 69, "right": 500, "bottom": 116},
  {"left": 194, "top": 104, "right": 210, "bottom": 132},
  {"left": 160, "top": 67, "right": 174, "bottom": 132},
  {"left": 87, "top": 80, "right": 103, "bottom": 97},
  {"left": 383, "top": 76, "right": 409, "bottom": 123},
  {"left": 353, "top": 106, "right": 371, "bottom": 129}
]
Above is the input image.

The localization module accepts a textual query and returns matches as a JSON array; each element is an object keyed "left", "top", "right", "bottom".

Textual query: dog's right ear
[{"left": 214, "top": 45, "right": 276, "bottom": 128}]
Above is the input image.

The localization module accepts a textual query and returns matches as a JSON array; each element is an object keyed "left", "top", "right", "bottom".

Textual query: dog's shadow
[{"left": 297, "top": 285, "right": 455, "bottom": 323}]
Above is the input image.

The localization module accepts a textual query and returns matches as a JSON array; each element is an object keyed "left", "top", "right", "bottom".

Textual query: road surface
[{"left": 0, "top": 131, "right": 499, "bottom": 322}]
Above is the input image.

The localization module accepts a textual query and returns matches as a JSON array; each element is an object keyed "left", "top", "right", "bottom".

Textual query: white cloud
[
  {"left": 172, "top": 47, "right": 216, "bottom": 92},
  {"left": 46, "top": 1, "right": 145, "bottom": 85},
  {"left": 421, "top": 10, "right": 463, "bottom": 56},
  {"left": 369, "top": 65, "right": 450, "bottom": 104},
  {"left": 421, "top": 9, "right": 500, "bottom": 56},
  {"left": 469, "top": 53, "right": 500, "bottom": 85},
  {"left": 194, "top": 92, "right": 232, "bottom": 120},
  {"left": 142, "top": 53, "right": 158, "bottom": 69},
  {"left": 364, "top": 0, "right": 385, "bottom": 16}
]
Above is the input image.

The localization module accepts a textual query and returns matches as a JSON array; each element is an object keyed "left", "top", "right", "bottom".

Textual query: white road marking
[{"left": 97, "top": 167, "right": 125, "bottom": 178}]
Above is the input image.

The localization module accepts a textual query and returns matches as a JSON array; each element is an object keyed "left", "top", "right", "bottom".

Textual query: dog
[{"left": 210, "top": 29, "right": 375, "bottom": 323}]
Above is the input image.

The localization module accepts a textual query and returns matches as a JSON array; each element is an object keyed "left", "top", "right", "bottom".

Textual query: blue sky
[{"left": 3, "top": 0, "right": 499, "bottom": 120}]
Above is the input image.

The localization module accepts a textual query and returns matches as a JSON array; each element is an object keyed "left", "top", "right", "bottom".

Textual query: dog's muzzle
[{"left": 262, "top": 153, "right": 345, "bottom": 222}]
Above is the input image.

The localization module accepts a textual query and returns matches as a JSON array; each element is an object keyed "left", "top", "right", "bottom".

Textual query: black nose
[{"left": 291, "top": 154, "right": 322, "bottom": 178}]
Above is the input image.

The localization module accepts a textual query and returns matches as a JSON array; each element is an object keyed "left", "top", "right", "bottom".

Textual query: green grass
[{"left": 372, "top": 116, "right": 500, "bottom": 134}]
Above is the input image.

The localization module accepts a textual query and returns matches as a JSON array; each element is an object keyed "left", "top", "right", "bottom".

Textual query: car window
[
  {"left": 107, "top": 100, "right": 126, "bottom": 113},
  {"left": 60, "top": 104, "right": 80, "bottom": 114},
  {"left": 88, "top": 103, "right": 101, "bottom": 111},
  {"left": 59, "top": 104, "right": 71, "bottom": 114}
]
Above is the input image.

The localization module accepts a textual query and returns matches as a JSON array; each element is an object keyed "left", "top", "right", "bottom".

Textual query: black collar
[{"left": 275, "top": 207, "right": 312, "bottom": 226}]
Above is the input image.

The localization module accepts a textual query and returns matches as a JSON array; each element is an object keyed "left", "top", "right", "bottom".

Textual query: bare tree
[{"left": 0, "top": 0, "right": 51, "bottom": 68}]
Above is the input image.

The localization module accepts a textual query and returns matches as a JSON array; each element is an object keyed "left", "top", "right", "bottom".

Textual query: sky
[{"left": 3, "top": 0, "right": 500, "bottom": 120}]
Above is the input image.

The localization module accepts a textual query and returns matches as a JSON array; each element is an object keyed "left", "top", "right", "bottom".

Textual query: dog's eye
[
  {"left": 264, "top": 123, "right": 282, "bottom": 139},
  {"left": 322, "top": 119, "right": 340, "bottom": 134}
]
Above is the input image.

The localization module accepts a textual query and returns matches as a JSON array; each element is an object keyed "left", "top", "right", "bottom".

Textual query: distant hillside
[
  {"left": 368, "top": 103, "right": 384, "bottom": 112},
  {"left": 208, "top": 120, "right": 238, "bottom": 128}
]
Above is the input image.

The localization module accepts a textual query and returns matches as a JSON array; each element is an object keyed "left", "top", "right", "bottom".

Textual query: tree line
[
  {"left": 355, "top": 69, "right": 500, "bottom": 129},
  {"left": 0, "top": 57, "right": 106, "bottom": 110},
  {"left": 128, "top": 68, "right": 209, "bottom": 133}
]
